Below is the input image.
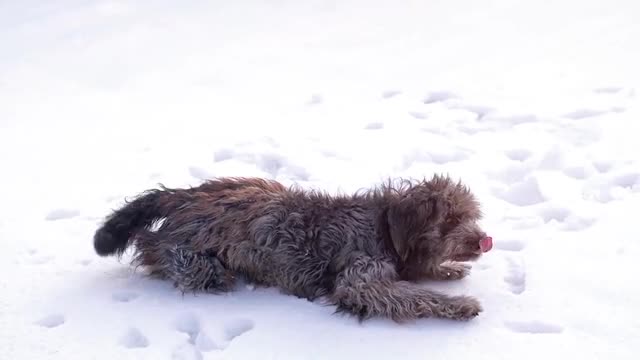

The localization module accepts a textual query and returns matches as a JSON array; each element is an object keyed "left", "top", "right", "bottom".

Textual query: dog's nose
[{"left": 479, "top": 236, "right": 493, "bottom": 252}]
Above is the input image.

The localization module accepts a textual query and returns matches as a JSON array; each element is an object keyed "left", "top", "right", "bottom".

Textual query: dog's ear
[{"left": 386, "top": 192, "right": 446, "bottom": 261}]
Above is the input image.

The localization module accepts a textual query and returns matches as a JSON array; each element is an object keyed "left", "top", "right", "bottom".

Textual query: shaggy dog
[{"left": 93, "top": 175, "right": 493, "bottom": 322}]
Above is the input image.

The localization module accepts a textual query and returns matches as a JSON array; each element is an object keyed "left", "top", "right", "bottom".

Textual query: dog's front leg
[{"left": 330, "top": 256, "right": 481, "bottom": 322}]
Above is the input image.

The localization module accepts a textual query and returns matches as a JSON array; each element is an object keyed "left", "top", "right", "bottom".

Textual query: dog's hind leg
[
  {"left": 132, "top": 231, "right": 236, "bottom": 293},
  {"left": 169, "top": 247, "right": 236, "bottom": 293}
]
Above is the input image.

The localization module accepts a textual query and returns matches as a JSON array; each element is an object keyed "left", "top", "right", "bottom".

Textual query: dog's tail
[{"left": 93, "top": 187, "right": 177, "bottom": 257}]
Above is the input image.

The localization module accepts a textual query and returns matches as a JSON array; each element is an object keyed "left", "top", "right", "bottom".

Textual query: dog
[{"left": 93, "top": 174, "right": 492, "bottom": 322}]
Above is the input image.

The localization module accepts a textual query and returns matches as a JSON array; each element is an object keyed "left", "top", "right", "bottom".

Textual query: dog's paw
[
  {"left": 431, "top": 263, "right": 471, "bottom": 280},
  {"left": 443, "top": 263, "right": 471, "bottom": 280},
  {"left": 444, "top": 296, "right": 482, "bottom": 321}
]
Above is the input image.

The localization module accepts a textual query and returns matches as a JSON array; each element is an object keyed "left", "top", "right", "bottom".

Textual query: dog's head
[{"left": 384, "top": 175, "right": 492, "bottom": 279}]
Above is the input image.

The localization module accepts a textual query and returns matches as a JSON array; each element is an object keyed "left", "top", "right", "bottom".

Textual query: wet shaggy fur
[{"left": 93, "top": 175, "right": 491, "bottom": 322}]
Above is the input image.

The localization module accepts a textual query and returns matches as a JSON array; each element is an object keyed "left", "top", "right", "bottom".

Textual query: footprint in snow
[
  {"left": 119, "top": 327, "right": 149, "bottom": 349},
  {"left": 423, "top": 91, "right": 459, "bottom": 104},
  {"left": 254, "top": 153, "right": 310, "bottom": 181},
  {"left": 457, "top": 127, "right": 480, "bottom": 135},
  {"left": 509, "top": 217, "right": 544, "bottom": 230},
  {"left": 538, "top": 206, "right": 571, "bottom": 223},
  {"left": 492, "top": 177, "right": 546, "bottom": 207},
  {"left": 611, "top": 173, "right": 640, "bottom": 189},
  {"left": 306, "top": 94, "right": 323, "bottom": 105},
  {"left": 35, "top": 314, "right": 65, "bottom": 328},
  {"left": 448, "top": 103, "right": 494, "bottom": 118},
  {"left": 256, "top": 153, "right": 285, "bottom": 177},
  {"left": 493, "top": 239, "right": 526, "bottom": 252},
  {"left": 504, "top": 148, "right": 532, "bottom": 162},
  {"left": 420, "top": 127, "right": 447, "bottom": 135},
  {"left": 188, "top": 166, "right": 213, "bottom": 181},
  {"left": 381, "top": 90, "right": 401, "bottom": 99},
  {"left": 428, "top": 149, "right": 469, "bottom": 165},
  {"left": 77, "top": 259, "right": 92, "bottom": 266},
  {"left": 364, "top": 122, "right": 384, "bottom": 130},
  {"left": 584, "top": 188, "right": 615, "bottom": 204},
  {"left": 593, "top": 86, "right": 623, "bottom": 94},
  {"left": 456, "top": 121, "right": 498, "bottom": 134},
  {"left": 409, "top": 111, "right": 427, "bottom": 120},
  {"left": 112, "top": 290, "right": 140, "bottom": 303},
  {"left": 504, "top": 320, "right": 564, "bottom": 334},
  {"left": 482, "top": 113, "right": 538, "bottom": 125},
  {"left": 173, "top": 313, "right": 218, "bottom": 352},
  {"left": 26, "top": 247, "right": 54, "bottom": 264},
  {"left": 560, "top": 216, "right": 596, "bottom": 231},
  {"left": 213, "top": 148, "right": 235, "bottom": 162},
  {"left": 562, "top": 166, "right": 589, "bottom": 179},
  {"left": 174, "top": 312, "right": 200, "bottom": 343},
  {"left": 400, "top": 148, "right": 469, "bottom": 170},
  {"left": 172, "top": 344, "right": 203, "bottom": 360},
  {"left": 224, "top": 318, "right": 255, "bottom": 342},
  {"left": 45, "top": 208, "right": 80, "bottom": 221},
  {"left": 563, "top": 108, "right": 607, "bottom": 120},
  {"left": 504, "top": 257, "right": 526, "bottom": 295},
  {"left": 30, "top": 255, "right": 54, "bottom": 265},
  {"left": 193, "top": 331, "right": 217, "bottom": 352},
  {"left": 592, "top": 160, "right": 613, "bottom": 173}
]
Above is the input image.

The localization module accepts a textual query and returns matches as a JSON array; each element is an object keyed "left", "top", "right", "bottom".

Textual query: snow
[
  {"left": 1, "top": 0, "right": 640, "bottom": 359},
  {"left": 34, "top": 314, "right": 66, "bottom": 329},
  {"left": 44, "top": 209, "right": 81, "bottom": 221},
  {"left": 119, "top": 327, "right": 150, "bottom": 349}
]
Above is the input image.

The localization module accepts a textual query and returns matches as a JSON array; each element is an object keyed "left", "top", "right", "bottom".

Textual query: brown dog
[{"left": 94, "top": 174, "right": 492, "bottom": 322}]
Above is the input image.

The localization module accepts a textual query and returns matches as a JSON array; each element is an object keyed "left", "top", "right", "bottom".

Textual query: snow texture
[
  {"left": 2, "top": 0, "right": 640, "bottom": 359},
  {"left": 35, "top": 314, "right": 66, "bottom": 328},
  {"left": 119, "top": 327, "right": 150, "bottom": 349}
]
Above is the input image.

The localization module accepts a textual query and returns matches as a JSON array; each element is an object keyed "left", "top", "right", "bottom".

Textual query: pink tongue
[{"left": 480, "top": 236, "right": 493, "bottom": 252}]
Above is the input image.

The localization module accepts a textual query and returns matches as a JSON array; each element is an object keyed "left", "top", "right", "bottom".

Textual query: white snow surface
[{"left": 2, "top": 0, "right": 640, "bottom": 359}]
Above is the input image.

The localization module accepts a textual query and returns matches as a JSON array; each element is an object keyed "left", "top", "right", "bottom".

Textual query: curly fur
[{"left": 93, "top": 175, "right": 491, "bottom": 322}]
